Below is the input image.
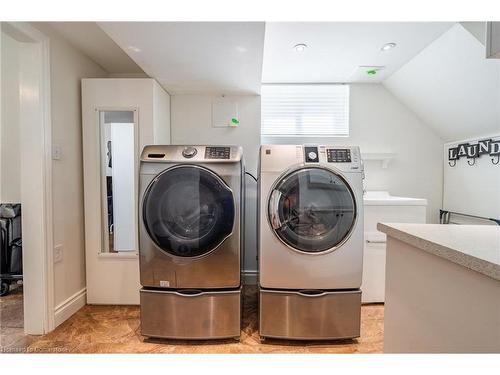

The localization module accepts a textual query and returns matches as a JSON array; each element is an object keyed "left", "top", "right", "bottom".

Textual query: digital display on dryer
[
  {"left": 205, "top": 147, "right": 231, "bottom": 159},
  {"left": 327, "top": 149, "right": 351, "bottom": 162}
]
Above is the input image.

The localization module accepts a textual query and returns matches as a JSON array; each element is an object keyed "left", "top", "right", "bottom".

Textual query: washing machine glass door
[
  {"left": 142, "top": 165, "right": 235, "bottom": 257},
  {"left": 268, "top": 167, "right": 356, "bottom": 253}
]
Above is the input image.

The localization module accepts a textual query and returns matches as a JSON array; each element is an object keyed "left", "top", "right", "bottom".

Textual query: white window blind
[{"left": 261, "top": 84, "right": 349, "bottom": 136}]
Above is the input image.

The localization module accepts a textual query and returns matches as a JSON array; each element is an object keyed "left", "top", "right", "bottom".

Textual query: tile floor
[
  {"left": 0, "top": 285, "right": 38, "bottom": 352},
  {"left": 1, "top": 286, "right": 384, "bottom": 353}
]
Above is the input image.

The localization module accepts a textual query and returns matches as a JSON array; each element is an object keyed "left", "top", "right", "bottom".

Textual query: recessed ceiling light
[
  {"left": 381, "top": 42, "right": 397, "bottom": 52},
  {"left": 293, "top": 43, "right": 307, "bottom": 52}
]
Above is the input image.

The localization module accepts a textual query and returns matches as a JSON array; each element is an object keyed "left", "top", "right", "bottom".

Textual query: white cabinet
[
  {"left": 361, "top": 191, "right": 427, "bottom": 303},
  {"left": 82, "top": 78, "right": 170, "bottom": 305}
]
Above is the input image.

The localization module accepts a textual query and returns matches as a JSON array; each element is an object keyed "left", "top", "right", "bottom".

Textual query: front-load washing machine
[
  {"left": 139, "top": 145, "right": 243, "bottom": 340},
  {"left": 258, "top": 145, "right": 364, "bottom": 340}
]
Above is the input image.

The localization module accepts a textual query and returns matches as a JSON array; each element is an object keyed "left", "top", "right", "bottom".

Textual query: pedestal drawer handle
[
  {"left": 176, "top": 289, "right": 203, "bottom": 297},
  {"left": 298, "top": 290, "right": 326, "bottom": 297},
  {"left": 366, "top": 239, "right": 387, "bottom": 244}
]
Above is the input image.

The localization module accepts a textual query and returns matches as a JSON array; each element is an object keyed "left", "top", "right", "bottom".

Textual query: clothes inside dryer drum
[
  {"left": 269, "top": 167, "right": 356, "bottom": 253},
  {"left": 142, "top": 166, "right": 235, "bottom": 257}
]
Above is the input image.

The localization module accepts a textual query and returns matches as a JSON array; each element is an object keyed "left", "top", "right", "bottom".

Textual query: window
[{"left": 261, "top": 84, "right": 349, "bottom": 137}]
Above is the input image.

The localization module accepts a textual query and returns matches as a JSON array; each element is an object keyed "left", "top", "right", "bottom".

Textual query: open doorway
[
  {"left": 1, "top": 25, "right": 27, "bottom": 350},
  {"left": 1, "top": 22, "right": 54, "bottom": 351}
]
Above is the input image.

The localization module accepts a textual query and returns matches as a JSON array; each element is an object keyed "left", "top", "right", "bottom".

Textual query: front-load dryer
[
  {"left": 258, "top": 145, "right": 364, "bottom": 341},
  {"left": 139, "top": 145, "right": 243, "bottom": 340}
]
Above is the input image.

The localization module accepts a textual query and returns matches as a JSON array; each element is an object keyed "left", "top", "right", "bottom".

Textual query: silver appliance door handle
[{"left": 269, "top": 189, "right": 283, "bottom": 230}]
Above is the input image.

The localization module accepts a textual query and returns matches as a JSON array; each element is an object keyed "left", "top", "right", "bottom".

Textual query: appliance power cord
[{"left": 245, "top": 171, "right": 258, "bottom": 182}]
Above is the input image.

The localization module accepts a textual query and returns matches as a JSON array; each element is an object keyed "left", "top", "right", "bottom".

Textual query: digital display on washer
[
  {"left": 205, "top": 146, "right": 231, "bottom": 159},
  {"left": 327, "top": 149, "right": 351, "bottom": 162}
]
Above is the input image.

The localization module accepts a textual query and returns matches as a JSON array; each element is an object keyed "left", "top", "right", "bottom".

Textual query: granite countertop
[{"left": 377, "top": 223, "right": 500, "bottom": 281}]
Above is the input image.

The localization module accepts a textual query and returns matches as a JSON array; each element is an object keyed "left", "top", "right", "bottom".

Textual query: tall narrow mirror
[{"left": 99, "top": 110, "right": 137, "bottom": 253}]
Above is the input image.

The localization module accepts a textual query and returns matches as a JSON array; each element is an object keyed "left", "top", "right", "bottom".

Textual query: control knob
[
  {"left": 182, "top": 146, "right": 197, "bottom": 158},
  {"left": 308, "top": 151, "right": 317, "bottom": 160}
]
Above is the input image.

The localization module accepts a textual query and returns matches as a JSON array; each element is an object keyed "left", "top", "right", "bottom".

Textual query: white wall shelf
[{"left": 361, "top": 152, "right": 398, "bottom": 169}]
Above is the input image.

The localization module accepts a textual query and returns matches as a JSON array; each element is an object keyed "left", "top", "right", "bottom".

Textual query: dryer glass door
[
  {"left": 142, "top": 165, "right": 235, "bottom": 257},
  {"left": 269, "top": 167, "right": 356, "bottom": 253}
]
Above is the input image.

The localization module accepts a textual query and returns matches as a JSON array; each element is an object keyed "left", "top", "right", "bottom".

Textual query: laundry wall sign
[{"left": 448, "top": 138, "right": 500, "bottom": 166}]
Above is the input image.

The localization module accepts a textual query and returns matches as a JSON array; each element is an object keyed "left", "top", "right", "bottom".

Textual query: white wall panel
[{"left": 384, "top": 23, "right": 500, "bottom": 141}]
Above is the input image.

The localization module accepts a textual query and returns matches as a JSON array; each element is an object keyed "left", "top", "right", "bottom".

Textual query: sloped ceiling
[
  {"left": 47, "top": 22, "right": 145, "bottom": 75},
  {"left": 460, "top": 22, "right": 486, "bottom": 45},
  {"left": 98, "top": 22, "right": 265, "bottom": 95},
  {"left": 262, "top": 22, "right": 452, "bottom": 83},
  {"left": 383, "top": 23, "right": 500, "bottom": 141}
]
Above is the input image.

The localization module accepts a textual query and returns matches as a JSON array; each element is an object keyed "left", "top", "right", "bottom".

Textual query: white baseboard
[
  {"left": 54, "top": 287, "right": 86, "bottom": 327},
  {"left": 242, "top": 270, "right": 258, "bottom": 285}
]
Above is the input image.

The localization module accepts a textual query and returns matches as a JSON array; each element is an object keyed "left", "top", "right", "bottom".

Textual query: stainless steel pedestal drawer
[
  {"left": 259, "top": 289, "right": 361, "bottom": 340},
  {"left": 140, "top": 288, "right": 241, "bottom": 339}
]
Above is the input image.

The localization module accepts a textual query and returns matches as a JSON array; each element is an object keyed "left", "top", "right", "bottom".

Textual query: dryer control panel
[
  {"left": 140, "top": 145, "right": 242, "bottom": 163},
  {"left": 205, "top": 146, "right": 231, "bottom": 159},
  {"left": 327, "top": 148, "right": 351, "bottom": 163}
]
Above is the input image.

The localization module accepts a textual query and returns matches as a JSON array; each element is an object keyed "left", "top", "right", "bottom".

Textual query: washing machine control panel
[
  {"left": 327, "top": 148, "right": 351, "bottom": 163},
  {"left": 304, "top": 146, "right": 319, "bottom": 163},
  {"left": 205, "top": 146, "right": 231, "bottom": 159}
]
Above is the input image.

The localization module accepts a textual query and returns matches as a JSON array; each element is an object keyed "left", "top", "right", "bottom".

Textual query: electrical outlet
[{"left": 54, "top": 244, "right": 63, "bottom": 263}]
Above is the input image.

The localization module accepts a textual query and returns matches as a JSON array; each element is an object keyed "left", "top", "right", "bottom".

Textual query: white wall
[
  {"left": 263, "top": 83, "right": 444, "bottom": 225},
  {"left": 0, "top": 31, "right": 21, "bottom": 203},
  {"left": 384, "top": 23, "right": 500, "bottom": 142},
  {"left": 171, "top": 94, "right": 261, "bottom": 277},
  {"left": 31, "top": 23, "right": 108, "bottom": 310},
  {"left": 153, "top": 81, "right": 171, "bottom": 144},
  {"left": 171, "top": 95, "right": 261, "bottom": 174}
]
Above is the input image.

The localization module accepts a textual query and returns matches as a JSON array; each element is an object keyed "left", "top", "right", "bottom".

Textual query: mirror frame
[{"left": 96, "top": 107, "right": 139, "bottom": 255}]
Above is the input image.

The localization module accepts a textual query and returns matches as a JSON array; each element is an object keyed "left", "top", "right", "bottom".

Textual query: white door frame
[{"left": 2, "top": 22, "right": 55, "bottom": 334}]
